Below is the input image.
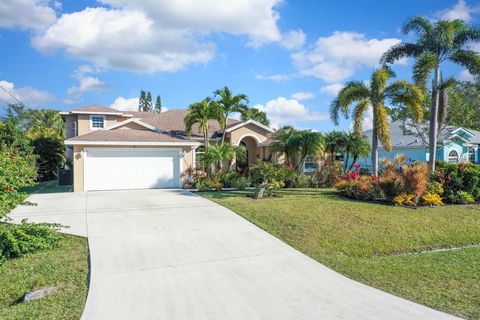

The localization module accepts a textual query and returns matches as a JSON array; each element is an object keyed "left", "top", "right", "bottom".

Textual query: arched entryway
[{"left": 235, "top": 135, "right": 259, "bottom": 171}]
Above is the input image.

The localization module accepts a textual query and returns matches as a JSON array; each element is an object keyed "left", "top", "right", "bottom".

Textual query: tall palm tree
[
  {"left": 323, "top": 131, "right": 346, "bottom": 166},
  {"left": 213, "top": 86, "right": 249, "bottom": 145},
  {"left": 271, "top": 126, "right": 297, "bottom": 166},
  {"left": 381, "top": 17, "right": 480, "bottom": 171},
  {"left": 184, "top": 97, "right": 222, "bottom": 149},
  {"left": 241, "top": 108, "right": 270, "bottom": 126},
  {"left": 28, "top": 109, "right": 65, "bottom": 140},
  {"left": 343, "top": 133, "right": 371, "bottom": 172},
  {"left": 291, "top": 130, "right": 324, "bottom": 172},
  {"left": 331, "top": 67, "right": 424, "bottom": 175}
]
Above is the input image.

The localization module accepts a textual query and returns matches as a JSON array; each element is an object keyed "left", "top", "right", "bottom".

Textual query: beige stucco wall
[
  {"left": 228, "top": 123, "right": 270, "bottom": 145},
  {"left": 77, "top": 114, "right": 120, "bottom": 136},
  {"left": 72, "top": 145, "right": 196, "bottom": 192}
]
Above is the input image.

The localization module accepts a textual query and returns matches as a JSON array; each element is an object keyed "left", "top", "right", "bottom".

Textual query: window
[
  {"left": 195, "top": 146, "right": 206, "bottom": 170},
  {"left": 447, "top": 150, "right": 459, "bottom": 163},
  {"left": 467, "top": 147, "right": 476, "bottom": 163},
  {"left": 303, "top": 155, "right": 319, "bottom": 173},
  {"left": 90, "top": 115, "right": 105, "bottom": 130}
]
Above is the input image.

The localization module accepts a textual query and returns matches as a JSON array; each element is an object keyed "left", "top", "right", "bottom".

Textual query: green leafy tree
[
  {"left": 203, "top": 143, "right": 246, "bottom": 173},
  {"left": 290, "top": 130, "right": 324, "bottom": 172},
  {"left": 154, "top": 95, "right": 162, "bottom": 113},
  {"left": 241, "top": 108, "right": 270, "bottom": 126},
  {"left": 331, "top": 67, "right": 424, "bottom": 175},
  {"left": 27, "top": 109, "right": 65, "bottom": 140},
  {"left": 213, "top": 86, "right": 249, "bottom": 145},
  {"left": 271, "top": 126, "right": 298, "bottom": 166},
  {"left": 138, "top": 90, "right": 147, "bottom": 112},
  {"left": 32, "top": 137, "right": 66, "bottom": 181},
  {"left": 146, "top": 91, "right": 153, "bottom": 112},
  {"left": 381, "top": 17, "right": 480, "bottom": 171},
  {"left": 0, "top": 118, "right": 32, "bottom": 154},
  {"left": 343, "top": 132, "right": 371, "bottom": 172},
  {"left": 184, "top": 97, "right": 222, "bottom": 149},
  {"left": 446, "top": 81, "right": 480, "bottom": 130}
]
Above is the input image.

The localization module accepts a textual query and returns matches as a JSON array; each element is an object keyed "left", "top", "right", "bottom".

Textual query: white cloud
[
  {"left": 0, "top": 80, "right": 54, "bottom": 107},
  {"left": 291, "top": 92, "right": 314, "bottom": 100},
  {"left": 458, "top": 69, "right": 475, "bottom": 81},
  {"left": 291, "top": 31, "right": 401, "bottom": 83},
  {"left": 110, "top": 97, "right": 139, "bottom": 111},
  {"left": 437, "top": 0, "right": 480, "bottom": 22},
  {"left": 253, "top": 96, "right": 328, "bottom": 128},
  {"left": 0, "top": 0, "right": 56, "bottom": 30},
  {"left": 280, "top": 29, "right": 306, "bottom": 50},
  {"left": 67, "top": 65, "right": 110, "bottom": 96},
  {"left": 255, "top": 74, "right": 291, "bottom": 81},
  {"left": 320, "top": 83, "right": 344, "bottom": 96}
]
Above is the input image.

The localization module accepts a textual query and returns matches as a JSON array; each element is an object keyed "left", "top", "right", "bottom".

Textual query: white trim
[
  {"left": 72, "top": 111, "right": 125, "bottom": 115},
  {"left": 106, "top": 118, "right": 159, "bottom": 131},
  {"left": 233, "top": 133, "right": 261, "bottom": 146},
  {"left": 65, "top": 140, "right": 200, "bottom": 146},
  {"left": 224, "top": 119, "right": 274, "bottom": 133},
  {"left": 450, "top": 127, "right": 474, "bottom": 137},
  {"left": 90, "top": 115, "right": 106, "bottom": 131},
  {"left": 445, "top": 134, "right": 470, "bottom": 143}
]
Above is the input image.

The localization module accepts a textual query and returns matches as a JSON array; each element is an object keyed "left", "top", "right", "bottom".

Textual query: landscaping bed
[{"left": 201, "top": 188, "right": 480, "bottom": 319}]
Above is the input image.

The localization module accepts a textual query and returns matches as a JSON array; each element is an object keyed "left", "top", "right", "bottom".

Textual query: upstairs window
[{"left": 90, "top": 115, "right": 105, "bottom": 130}]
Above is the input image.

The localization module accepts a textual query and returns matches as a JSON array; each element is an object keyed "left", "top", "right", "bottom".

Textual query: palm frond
[
  {"left": 380, "top": 43, "right": 423, "bottom": 65},
  {"left": 352, "top": 100, "right": 369, "bottom": 138},
  {"left": 453, "top": 26, "right": 480, "bottom": 49},
  {"left": 371, "top": 68, "right": 395, "bottom": 97},
  {"left": 385, "top": 80, "right": 425, "bottom": 122},
  {"left": 402, "top": 16, "right": 433, "bottom": 37},
  {"left": 374, "top": 104, "right": 392, "bottom": 151},
  {"left": 413, "top": 53, "right": 438, "bottom": 88},
  {"left": 449, "top": 49, "right": 480, "bottom": 76},
  {"left": 330, "top": 81, "right": 370, "bottom": 124}
]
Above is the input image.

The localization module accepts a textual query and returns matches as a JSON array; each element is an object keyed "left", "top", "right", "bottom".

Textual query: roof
[
  {"left": 363, "top": 121, "right": 480, "bottom": 149},
  {"left": 223, "top": 119, "right": 274, "bottom": 133},
  {"left": 65, "top": 129, "right": 199, "bottom": 146},
  {"left": 60, "top": 104, "right": 129, "bottom": 116}
]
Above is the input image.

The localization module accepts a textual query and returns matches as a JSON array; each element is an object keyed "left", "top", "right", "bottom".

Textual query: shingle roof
[
  {"left": 64, "top": 104, "right": 125, "bottom": 114},
  {"left": 66, "top": 129, "right": 192, "bottom": 143},
  {"left": 363, "top": 121, "right": 480, "bottom": 148}
]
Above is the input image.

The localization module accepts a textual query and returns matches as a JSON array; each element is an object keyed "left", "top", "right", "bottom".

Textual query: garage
[{"left": 84, "top": 148, "right": 182, "bottom": 191}]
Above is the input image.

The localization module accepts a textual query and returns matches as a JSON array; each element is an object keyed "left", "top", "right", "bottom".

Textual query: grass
[
  {"left": 201, "top": 188, "right": 480, "bottom": 319},
  {"left": 0, "top": 234, "right": 89, "bottom": 320},
  {"left": 21, "top": 180, "right": 72, "bottom": 194}
]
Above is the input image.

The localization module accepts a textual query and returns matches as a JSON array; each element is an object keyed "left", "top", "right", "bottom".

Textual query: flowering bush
[{"left": 421, "top": 192, "right": 444, "bottom": 206}]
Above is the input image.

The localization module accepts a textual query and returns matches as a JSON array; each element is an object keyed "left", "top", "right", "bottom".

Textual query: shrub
[
  {"left": 291, "top": 174, "right": 310, "bottom": 188},
  {"left": 456, "top": 191, "right": 475, "bottom": 204},
  {"left": 421, "top": 192, "right": 444, "bottom": 206},
  {"left": 335, "top": 176, "right": 382, "bottom": 201},
  {"left": 0, "top": 220, "right": 62, "bottom": 262},
  {"left": 317, "top": 163, "right": 344, "bottom": 187},
  {"left": 231, "top": 176, "right": 251, "bottom": 190},
  {"left": 393, "top": 193, "right": 416, "bottom": 207},
  {"left": 402, "top": 163, "right": 428, "bottom": 196},
  {"left": 426, "top": 181, "right": 444, "bottom": 195},
  {"left": 250, "top": 161, "right": 289, "bottom": 186},
  {"left": 435, "top": 163, "right": 480, "bottom": 203},
  {"left": 220, "top": 172, "right": 239, "bottom": 188}
]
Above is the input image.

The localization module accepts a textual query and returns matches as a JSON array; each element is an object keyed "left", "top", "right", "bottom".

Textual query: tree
[
  {"left": 446, "top": 81, "right": 480, "bottom": 130},
  {"left": 146, "top": 91, "right": 153, "bottom": 112},
  {"left": 213, "top": 86, "right": 249, "bottom": 145},
  {"left": 331, "top": 67, "right": 424, "bottom": 175},
  {"left": 381, "top": 17, "right": 480, "bottom": 171},
  {"left": 32, "top": 137, "right": 66, "bottom": 181},
  {"left": 271, "top": 126, "right": 298, "bottom": 166},
  {"left": 27, "top": 109, "right": 65, "bottom": 140},
  {"left": 290, "top": 130, "right": 324, "bottom": 172},
  {"left": 154, "top": 95, "right": 162, "bottom": 113},
  {"left": 184, "top": 97, "right": 223, "bottom": 149},
  {"left": 203, "top": 143, "right": 246, "bottom": 173},
  {"left": 343, "top": 133, "right": 371, "bottom": 172},
  {"left": 323, "top": 131, "right": 347, "bottom": 166},
  {"left": 241, "top": 108, "right": 270, "bottom": 126},
  {"left": 0, "top": 118, "right": 32, "bottom": 154},
  {"left": 138, "top": 90, "right": 147, "bottom": 112}
]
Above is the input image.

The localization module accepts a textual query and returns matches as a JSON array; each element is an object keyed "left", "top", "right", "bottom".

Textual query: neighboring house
[
  {"left": 61, "top": 105, "right": 275, "bottom": 192},
  {"left": 351, "top": 121, "right": 480, "bottom": 169}
]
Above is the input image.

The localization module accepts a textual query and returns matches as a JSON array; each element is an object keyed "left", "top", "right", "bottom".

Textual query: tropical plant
[
  {"left": 241, "top": 107, "right": 270, "bottom": 126},
  {"left": 323, "top": 131, "right": 346, "bottom": 166},
  {"left": 32, "top": 137, "right": 66, "bottom": 181},
  {"left": 26, "top": 109, "right": 65, "bottom": 140},
  {"left": 290, "top": 130, "right": 324, "bottom": 172},
  {"left": 154, "top": 95, "right": 162, "bottom": 113},
  {"left": 213, "top": 86, "right": 249, "bottom": 144},
  {"left": 421, "top": 192, "right": 444, "bottom": 206},
  {"left": 331, "top": 67, "right": 424, "bottom": 175},
  {"left": 0, "top": 118, "right": 32, "bottom": 154},
  {"left": 381, "top": 17, "right": 480, "bottom": 171},
  {"left": 271, "top": 126, "right": 298, "bottom": 166},
  {"left": 184, "top": 97, "right": 223, "bottom": 149},
  {"left": 343, "top": 132, "right": 371, "bottom": 171},
  {"left": 203, "top": 143, "right": 246, "bottom": 173}
]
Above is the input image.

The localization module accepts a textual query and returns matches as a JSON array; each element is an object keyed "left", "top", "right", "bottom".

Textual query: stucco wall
[
  {"left": 228, "top": 123, "right": 270, "bottom": 145},
  {"left": 77, "top": 114, "right": 120, "bottom": 136},
  {"left": 72, "top": 145, "right": 196, "bottom": 192}
]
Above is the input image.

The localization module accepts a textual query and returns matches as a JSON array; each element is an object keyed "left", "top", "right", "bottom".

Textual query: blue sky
[{"left": 0, "top": 0, "right": 478, "bottom": 131}]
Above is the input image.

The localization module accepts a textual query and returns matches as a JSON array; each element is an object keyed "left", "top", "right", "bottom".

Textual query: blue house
[{"left": 352, "top": 121, "right": 480, "bottom": 169}]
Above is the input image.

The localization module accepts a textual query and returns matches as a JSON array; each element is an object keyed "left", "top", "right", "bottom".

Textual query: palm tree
[
  {"left": 271, "top": 126, "right": 297, "bottom": 166},
  {"left": 343, "top": 133, "right": 371, "bottom": 172},
  {"left": 323, "top": 131, "right": 346, "bottom": 166},
  {"left": 291, "top": 130, "right": 324, "bottom": 172},
  {"left": 331, "top": 67, "right": 424, "bottom": 175},
  {"left": 184, "top": 97, "right": 222, "bottom": 149},
  {"left": 204, "top": 143, "right": 246, "bottom": 173},
  {"left": 213, "top": 86, "right": 249, "bottom": 145},
  {"left": 381, "top": 17, "right": 480, "bottom": 171},
  {"left": 241, "top": 108, "right": 270, "bottom": 126},
  {"left": 27, "top": 109, "right": 65, "bottom": 140}
]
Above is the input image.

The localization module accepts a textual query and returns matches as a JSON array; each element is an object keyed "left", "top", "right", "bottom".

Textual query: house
[
  {"left": 61, "top": 105, "right": 276, "bottom": 192},
  {"left": 354, "top": 121, "right": 480, "bottom": 168}
]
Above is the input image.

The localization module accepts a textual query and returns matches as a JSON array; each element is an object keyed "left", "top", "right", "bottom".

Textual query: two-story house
[{"left": 61, "top": 104, "right": 276, "bottom": 192}]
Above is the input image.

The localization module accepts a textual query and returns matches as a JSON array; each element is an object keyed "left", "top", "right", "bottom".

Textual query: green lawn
[
  {"left": 21, "top": 180, "right": 72, "bottom": 194},
  {"left": 0, "top": 234, "right": 89, "bottom": 320},
  {"left": 201, "top": 189, "right": 480, "bottom": 319}
]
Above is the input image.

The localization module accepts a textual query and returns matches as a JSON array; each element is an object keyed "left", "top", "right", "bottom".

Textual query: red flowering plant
[{"left": 0, "top": 147, "right": 37, "bottom": 218}]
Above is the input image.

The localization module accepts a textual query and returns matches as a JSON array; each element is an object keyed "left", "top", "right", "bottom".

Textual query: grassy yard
[
  {"left": 0, "top": 234, "right": 89, "bottom": 320},
  {"left": 21, "top": 180, "right": 72, "bottom": 194},
  {"left": 202, "top": 189, "right": 480, "bottom": 319}
]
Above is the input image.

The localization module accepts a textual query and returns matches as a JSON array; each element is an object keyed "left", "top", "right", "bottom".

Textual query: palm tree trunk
[
  {"left": 428, "top": 67, "right": 440, "bottom": 172},
  {"left": 371, "top": 125, "right": 379, "bottom": 176},
  {"left": 221, "top": 116, "right": 227, "bottom": 145},
  {"left": 204, "top": 130, "right": 209, "bottom": 150},
  {"left": 344, "top": 154, "right": 350, "bottom": 172},
  {"left": 348, "top": 156, "right": 358, "bottom": 171}
]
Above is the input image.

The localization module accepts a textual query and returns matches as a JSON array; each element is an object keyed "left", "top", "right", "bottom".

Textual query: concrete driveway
[{"left": 10, "top": 189, "right": 458, "bottom": 320}]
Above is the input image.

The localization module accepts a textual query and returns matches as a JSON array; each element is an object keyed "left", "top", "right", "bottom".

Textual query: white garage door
[{"left": 84, "top": 148, "right": 182, "bottom": 191}]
